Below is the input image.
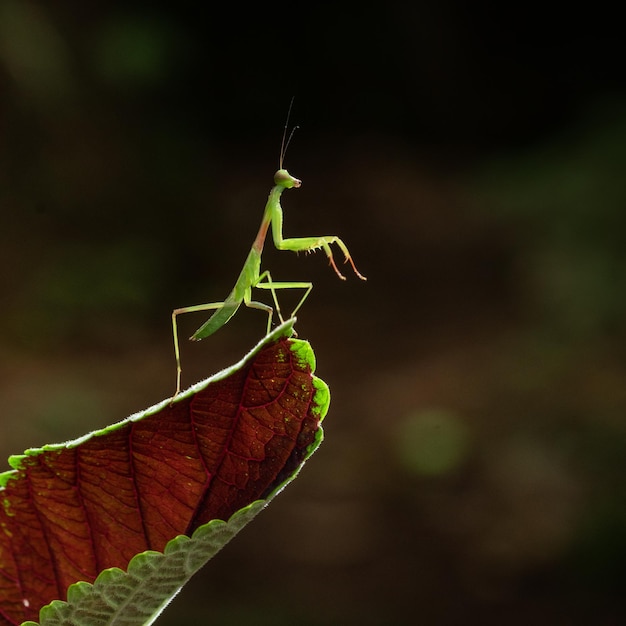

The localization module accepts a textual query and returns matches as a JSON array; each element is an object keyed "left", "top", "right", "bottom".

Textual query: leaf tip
[
  {"left": 289, "top": 338, "right": 316, "bottom": 373},
  {"left": 311, "top": 377, "right": 330, "bottom": 420}
]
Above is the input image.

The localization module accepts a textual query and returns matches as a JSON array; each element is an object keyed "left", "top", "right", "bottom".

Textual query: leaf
[{"left": 0, "top": 320, "right": 329, "bottom": 626}]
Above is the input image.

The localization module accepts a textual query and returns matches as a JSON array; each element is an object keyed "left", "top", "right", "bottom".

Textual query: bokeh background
[{"left": 1, "top": 2, "right": 625, "bottom": 624}]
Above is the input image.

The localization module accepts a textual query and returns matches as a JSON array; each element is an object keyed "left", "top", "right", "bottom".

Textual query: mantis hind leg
[
  {"left": 172, "top": 298, "right": 273, "bottom": 399},
  {"left": 171, "top": 301, "right": 226, "bottom": 398}
]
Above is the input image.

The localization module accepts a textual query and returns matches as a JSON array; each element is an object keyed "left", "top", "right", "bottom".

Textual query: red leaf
[{"left": 0, "top": 334, "right": 324, "bottom": 625}]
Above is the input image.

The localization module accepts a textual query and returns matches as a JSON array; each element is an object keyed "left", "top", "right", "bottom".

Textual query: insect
[{"left": 172, "top": 121, "right": 366, "bottom": 395}]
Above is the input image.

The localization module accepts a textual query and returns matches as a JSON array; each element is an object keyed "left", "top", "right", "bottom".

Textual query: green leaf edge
[
  {"left": 2, "top": 318, "right": 300, "bottom": 485},
  {"left": 5, "top": 318, "right": 329, "bottom": 626}
]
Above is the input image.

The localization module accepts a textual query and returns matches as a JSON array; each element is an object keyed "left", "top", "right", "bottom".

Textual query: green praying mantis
[{"left": 172, "top": 129, "right": 366, "bottom": 395}]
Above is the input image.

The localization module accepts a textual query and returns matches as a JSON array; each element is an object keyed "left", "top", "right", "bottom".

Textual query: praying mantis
[{"left": 172, "top": 133, "right": 366, "bottom": 395}]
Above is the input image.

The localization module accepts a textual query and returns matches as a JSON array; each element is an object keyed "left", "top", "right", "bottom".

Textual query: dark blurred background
[{"left": 1, "top": 2, "right": 625, "bottom": 624}]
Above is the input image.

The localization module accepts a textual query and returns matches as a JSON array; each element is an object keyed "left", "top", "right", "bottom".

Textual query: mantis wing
[{"left": 190, "top": 299, "right": 242, "bottom": 341}]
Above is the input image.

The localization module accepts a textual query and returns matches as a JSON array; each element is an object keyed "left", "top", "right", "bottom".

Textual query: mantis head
[{"left": 274, "top": 169, "right": 302, "bottom": 189}]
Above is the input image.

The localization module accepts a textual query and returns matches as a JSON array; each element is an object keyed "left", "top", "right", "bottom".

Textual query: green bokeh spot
[{"left": 395, "top": 408, "right": 471, "bottom": 476}]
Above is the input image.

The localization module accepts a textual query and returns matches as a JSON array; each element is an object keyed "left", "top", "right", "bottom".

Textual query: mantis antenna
[{"left": 279, "top": 96, "right": 298, "bottom": 169}]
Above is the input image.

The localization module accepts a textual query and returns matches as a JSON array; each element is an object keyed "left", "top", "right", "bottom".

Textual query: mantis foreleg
[
  {"left": 277, "top": 235, "right": 364, "bottom": 280},
  {"left": 269, "top": 191, "right": 366, "bottom": 283}
]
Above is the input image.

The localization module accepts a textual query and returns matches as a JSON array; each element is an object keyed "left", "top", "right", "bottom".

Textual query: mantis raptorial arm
[
  {"left": 276, "top": 235, "right": 365, "bottom": 281},
  {"left": 268, "top": 176, "right": 366, "bottom": 281}
]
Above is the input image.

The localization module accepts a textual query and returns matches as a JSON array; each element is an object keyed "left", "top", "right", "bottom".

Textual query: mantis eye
[{"left": 274, "top": 169, "right": 302, "bottom": 189}]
